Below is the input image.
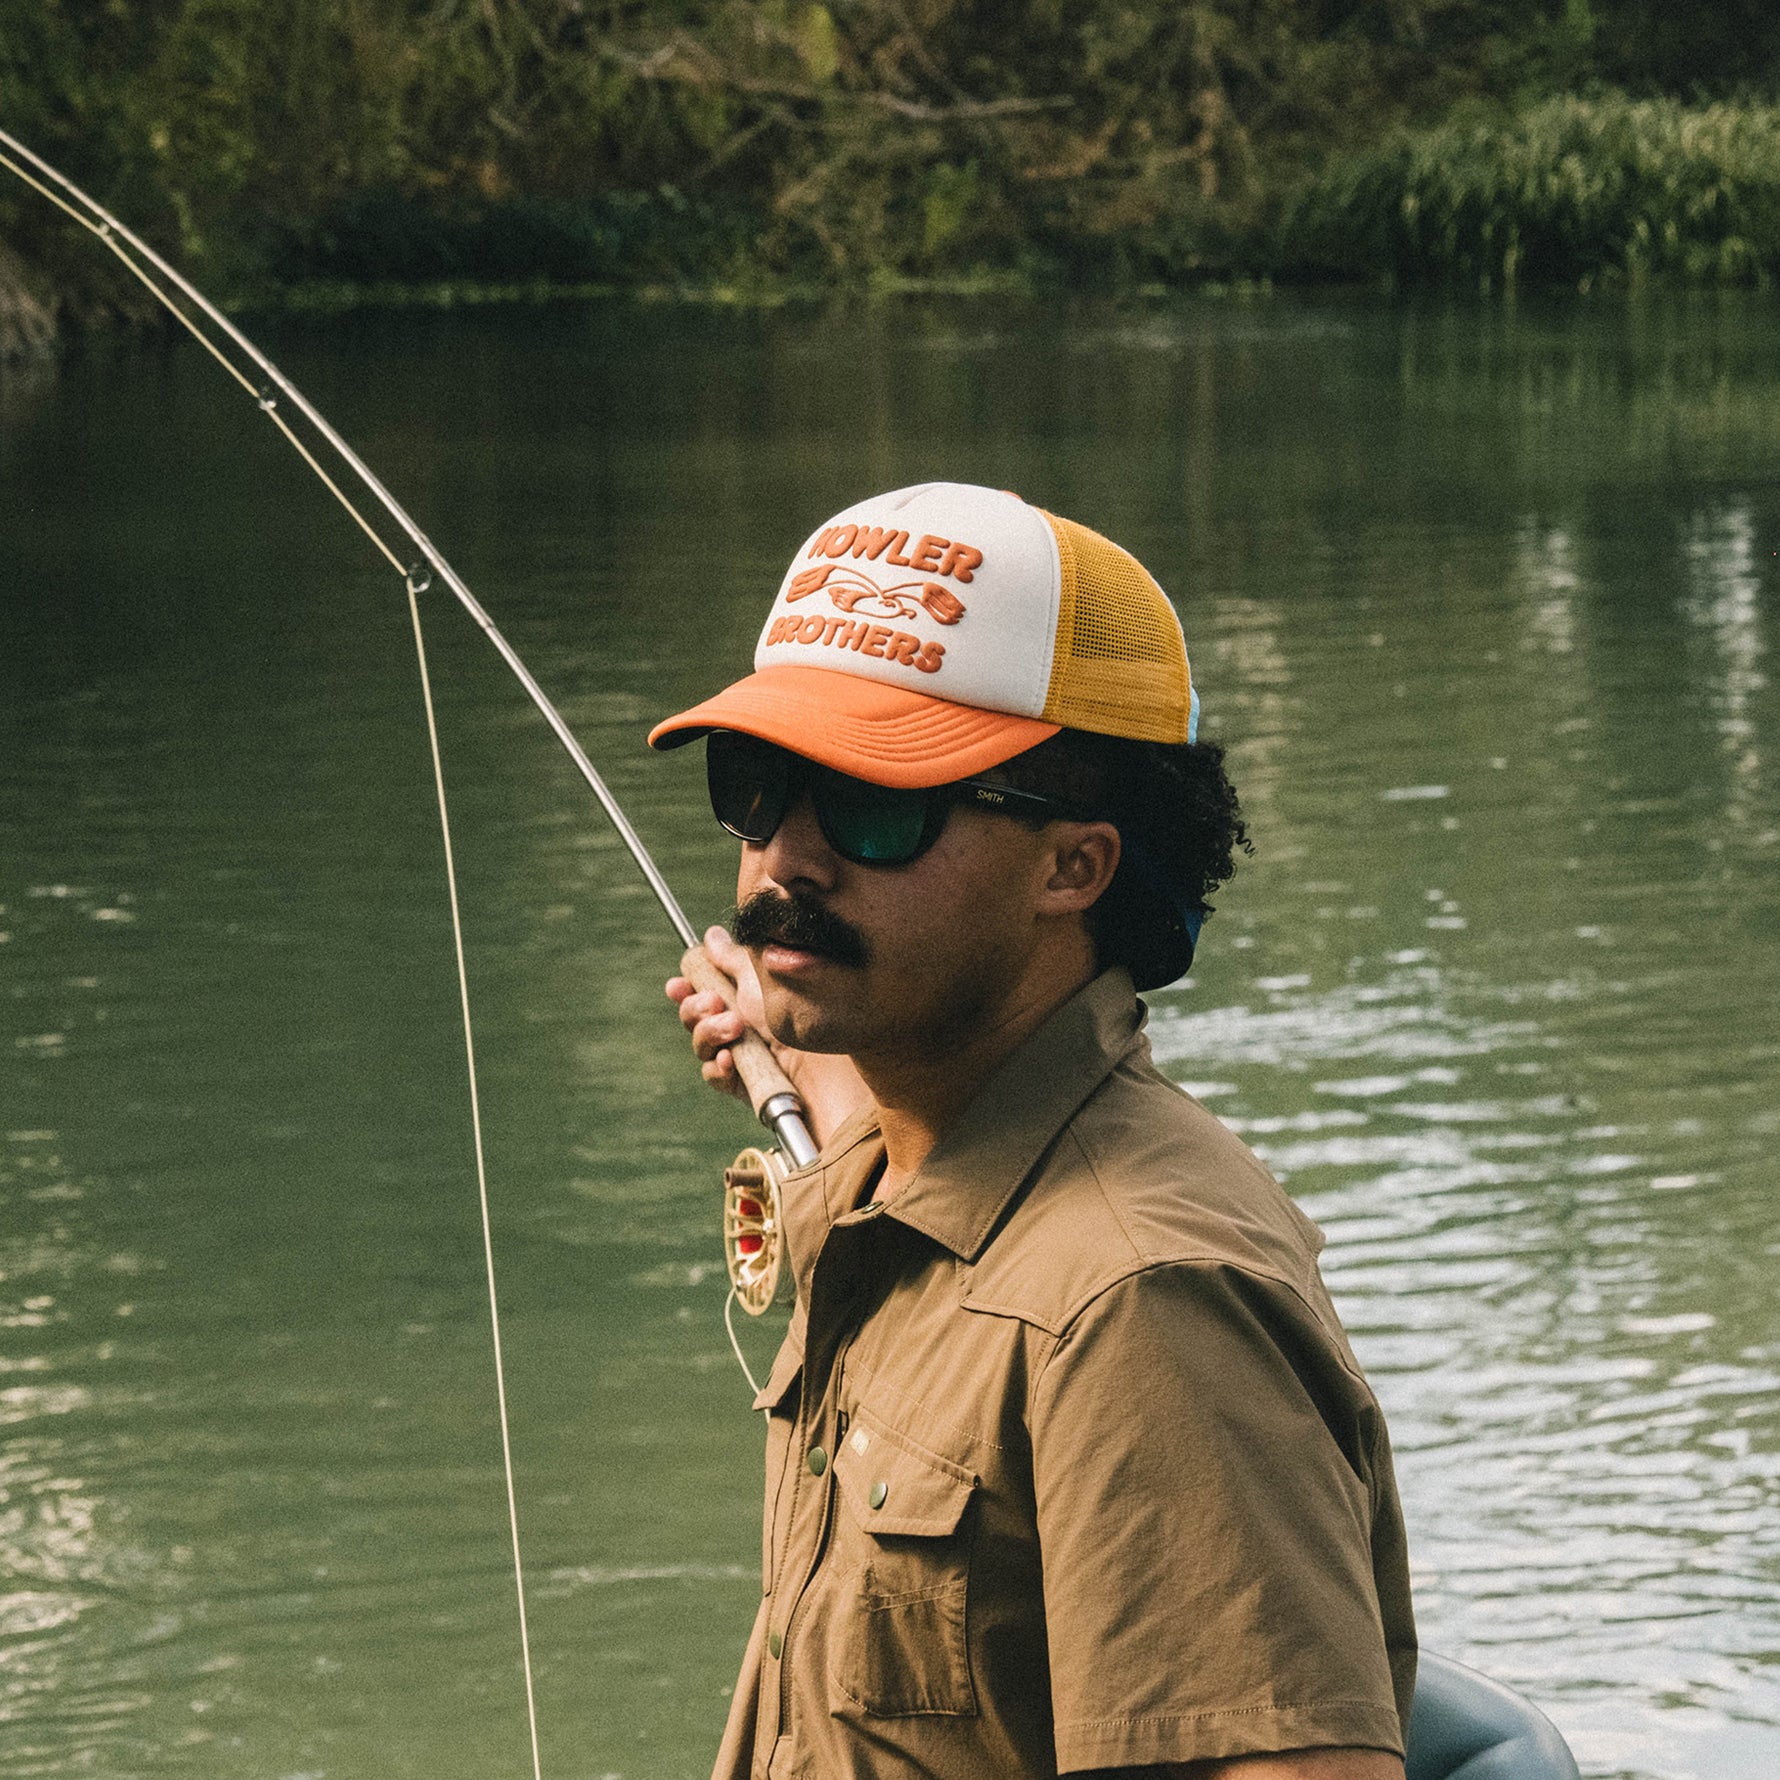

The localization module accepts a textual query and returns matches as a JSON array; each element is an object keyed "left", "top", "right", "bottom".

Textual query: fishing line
[
  {"left": 723, "top": 1289, "right": 766, "bottom": 1402},
  {"left": 405, "top": 575, "right": 543, "bottom": 1780},
  {"left": 2, "top": 124, "right": 813, "bottom": 1773}
]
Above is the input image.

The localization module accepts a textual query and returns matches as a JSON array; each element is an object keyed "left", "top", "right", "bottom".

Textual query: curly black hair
[{"left": 991, "top": 730, "right": 1250, "bottom": 990}]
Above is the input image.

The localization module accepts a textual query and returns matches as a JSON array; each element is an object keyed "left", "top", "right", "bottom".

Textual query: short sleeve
[{"left": 1031, "top": 1261, "right": 1412, "bottom": 1773}]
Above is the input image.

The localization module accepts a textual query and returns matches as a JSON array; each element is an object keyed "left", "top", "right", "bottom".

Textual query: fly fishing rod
[
  {"left": 0, "top": 127, "right": 814, "bottom": 1152},
  {"left": 1, "top": 124, "right": 810, "bottom": 1778}
]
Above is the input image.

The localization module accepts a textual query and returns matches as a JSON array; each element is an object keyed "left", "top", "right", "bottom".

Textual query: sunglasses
[{"left": 706, "top": 731, "right": 1093, "bottom": 867}]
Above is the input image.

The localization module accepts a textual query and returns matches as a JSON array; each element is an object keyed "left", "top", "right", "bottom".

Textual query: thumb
[{"left": 706, "top": 922, "right": 750, "bottom": 978}]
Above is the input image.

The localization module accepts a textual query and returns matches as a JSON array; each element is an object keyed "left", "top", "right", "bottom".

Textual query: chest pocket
[{"left": 827, "top": 1410, "right": 978, "bottom": 1718}]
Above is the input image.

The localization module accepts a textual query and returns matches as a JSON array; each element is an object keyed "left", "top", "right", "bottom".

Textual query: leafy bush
[{"left": 1281, "top": 92, "right": 1780, "bottom": 288}]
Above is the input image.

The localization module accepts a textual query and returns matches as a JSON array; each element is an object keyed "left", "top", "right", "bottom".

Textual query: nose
[{"left": 753, "top": 791, "right": 841, "bottom": 894}]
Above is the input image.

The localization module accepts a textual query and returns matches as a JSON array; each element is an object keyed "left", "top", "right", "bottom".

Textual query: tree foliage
[{"left": 3, "top": 0, "right": 1780, "bottom": 324}]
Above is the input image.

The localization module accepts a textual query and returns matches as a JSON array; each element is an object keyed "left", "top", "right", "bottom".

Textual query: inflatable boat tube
[{"left": 1407, "top": 1651, "right": 1580, "bottom": 1780}]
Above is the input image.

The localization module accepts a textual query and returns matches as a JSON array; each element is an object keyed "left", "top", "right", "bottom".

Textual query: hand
[
  {"left": 666, "top": 924, "right": 770, "bottom": 1104},
  {"left": 665, "top": 924, "right": 872, "bottom": 1147}
]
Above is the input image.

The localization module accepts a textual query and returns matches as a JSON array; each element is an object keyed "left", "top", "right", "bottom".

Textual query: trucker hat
[{"left": 647, "top": 481, "right": 1198, "bottom": 785}]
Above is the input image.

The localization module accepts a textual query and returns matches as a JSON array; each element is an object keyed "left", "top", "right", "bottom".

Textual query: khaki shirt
[{"left": 715, "top": 969, "right": 1415, "bottom": 1779}]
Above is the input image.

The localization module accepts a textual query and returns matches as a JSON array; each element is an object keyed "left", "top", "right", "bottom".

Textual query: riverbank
[{"left": 5, "top": 0, "right": 1780, "bottom": 351}]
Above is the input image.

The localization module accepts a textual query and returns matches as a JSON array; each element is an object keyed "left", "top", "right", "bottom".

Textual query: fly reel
[{"left": 723, "top": 1144, "right": 789, "bottom": 1316}]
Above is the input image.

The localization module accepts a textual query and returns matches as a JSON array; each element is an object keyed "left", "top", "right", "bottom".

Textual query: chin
[{"left": 761, "top": 986, "right": 860, "bottom": 1056}]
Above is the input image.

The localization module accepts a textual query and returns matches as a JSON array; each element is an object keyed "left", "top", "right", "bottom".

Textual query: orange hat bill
[{"left": 648, "top": 665, "right": 1058, "bottom": 790}]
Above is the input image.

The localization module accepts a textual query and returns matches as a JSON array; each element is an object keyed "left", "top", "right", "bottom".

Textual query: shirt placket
[{"left": 757, "top": 1201, "right": 888, "bottom": 1779}]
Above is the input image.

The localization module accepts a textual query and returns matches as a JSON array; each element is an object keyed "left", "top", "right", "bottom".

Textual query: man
[{"left": 653, "top": 482, "right": 1415, "bottom": 1780}]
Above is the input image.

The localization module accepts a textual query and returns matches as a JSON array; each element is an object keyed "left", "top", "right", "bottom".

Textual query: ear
[{"left": 1037, "top": 821, "right": 1121, "bottom": 916}]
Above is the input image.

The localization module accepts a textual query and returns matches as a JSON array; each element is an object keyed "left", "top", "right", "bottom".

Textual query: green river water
[{"left": 1, "top": 294, "right": 1777, "bottom": 1780}]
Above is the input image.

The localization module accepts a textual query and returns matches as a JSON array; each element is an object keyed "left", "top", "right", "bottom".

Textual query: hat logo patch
[
  {"left": 760, "top": 524, "right": 985, "bottom": 677},
  {"left": 784, "top": 563, "right": 966, "bottom": 626}
]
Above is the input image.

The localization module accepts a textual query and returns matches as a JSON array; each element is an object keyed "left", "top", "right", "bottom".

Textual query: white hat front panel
[{"left": 752, "top": 483, "right": 1061, "bottom": 718}]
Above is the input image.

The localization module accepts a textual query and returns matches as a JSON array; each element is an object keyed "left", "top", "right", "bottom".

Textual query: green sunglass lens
[{"left": 816, "top": 775, "right": 932, "bottom": 863}]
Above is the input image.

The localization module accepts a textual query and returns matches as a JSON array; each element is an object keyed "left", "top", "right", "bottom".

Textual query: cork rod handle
[{"left": 679, "top": 944, "right": 803, "bottom": 1119}]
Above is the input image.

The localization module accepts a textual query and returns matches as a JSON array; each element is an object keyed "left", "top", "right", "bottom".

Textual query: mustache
[{"left": 730, "top": 890, "right": 869, "bottom": 968}]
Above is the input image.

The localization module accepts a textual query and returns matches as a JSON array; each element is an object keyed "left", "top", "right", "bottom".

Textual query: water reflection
[{"left": 1682, "top": 506, "right": 1770, "bottom": 836}]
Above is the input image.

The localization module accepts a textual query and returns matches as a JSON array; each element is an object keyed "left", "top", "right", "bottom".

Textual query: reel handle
[{"left": 680, "top": 945, "right": 819, "bottom": 1168}]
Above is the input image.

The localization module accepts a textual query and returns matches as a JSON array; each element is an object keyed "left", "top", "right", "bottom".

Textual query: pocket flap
[
  {"left": 833, "top": 1415, "right": 975, "bottom": 1538},
  {"left": 752, "top": 1335, "right": 804, "bottom": 1414}
]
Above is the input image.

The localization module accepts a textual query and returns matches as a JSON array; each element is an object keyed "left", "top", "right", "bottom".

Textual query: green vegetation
[
  {"left": 1285, "top": 94, "right": 1780, "bottom": 289},
  {"left": 5, "top": 1, "right": 1780, "bottom": 344}
]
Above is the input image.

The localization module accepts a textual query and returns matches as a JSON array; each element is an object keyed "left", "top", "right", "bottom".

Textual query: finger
[
  {"left": 679, "top": 991, "right": 740, "bottom": 1037},
  {"left": 691, "top": 1010, "right": 747, "bottom": 1061},
  {"left": 702, "top": 1050, "right": 745, "bottom": 1095},
  {"left": 676, "top": 986, "right": 725, "bottom": 1018},
  {"left": 670, "top": 979, "right": 732, "bottom": 1021},
  {"left": 706, "top": 924, "right": 749, "bottom": 974},
  {"left": 706, "top": 924, "right": 768, "bottom": 1027}
]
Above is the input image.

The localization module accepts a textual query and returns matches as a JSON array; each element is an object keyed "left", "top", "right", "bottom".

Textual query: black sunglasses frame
[{"left": 705, "top": 732, "right": 1095, "bottom": 868}]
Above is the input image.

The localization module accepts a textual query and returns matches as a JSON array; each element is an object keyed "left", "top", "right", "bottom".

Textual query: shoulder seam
[
  {"left": 1028, "top": 1256, "right": 1377, "bottom": 1396},
  {"left": 1067, "top": 1119, "right": 1150, "bottom": 1268}
]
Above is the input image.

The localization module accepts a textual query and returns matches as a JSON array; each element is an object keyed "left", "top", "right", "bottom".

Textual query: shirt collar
[{"left": 781, "top": 968, "right": 1147, "bottom": 1284}]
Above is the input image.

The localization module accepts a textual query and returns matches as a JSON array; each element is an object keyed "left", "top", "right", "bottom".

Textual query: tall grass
[{"left": 1281, "top": 93, "right": 1780, "bottom": 289}]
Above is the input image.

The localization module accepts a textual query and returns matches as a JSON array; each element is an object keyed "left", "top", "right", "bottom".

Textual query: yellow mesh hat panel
[{"left": 1038, "top": 511, "right": 1193, "bottom": 742}]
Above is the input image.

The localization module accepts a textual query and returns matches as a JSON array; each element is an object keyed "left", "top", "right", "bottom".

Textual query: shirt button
[
  {"left": 769, "top": 1630, "right": 783, "bottom": 1659},
  {"left": 806, "top": 1446, "right": 827, "bottom": 1476},
  {"left": 868, "top": 1480, "right": 889, "bottom": 1509}
]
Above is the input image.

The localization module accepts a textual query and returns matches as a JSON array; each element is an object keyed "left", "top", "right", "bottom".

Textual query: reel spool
[{"left": 724, "top": 1145, "right": 789, "bottom": 1316}]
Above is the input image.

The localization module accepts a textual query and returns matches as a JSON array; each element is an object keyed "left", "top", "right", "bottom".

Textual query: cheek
[{"left": 867, "top": 827, "right": 1044, "bottom": 976}]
